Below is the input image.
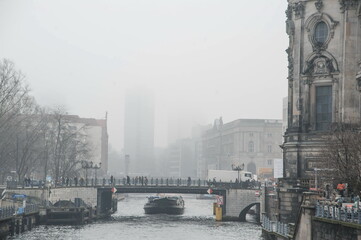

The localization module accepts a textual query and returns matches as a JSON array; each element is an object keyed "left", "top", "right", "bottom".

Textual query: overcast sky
[{"left": 0, "top": 0, "right": 288, "bottom": 150}]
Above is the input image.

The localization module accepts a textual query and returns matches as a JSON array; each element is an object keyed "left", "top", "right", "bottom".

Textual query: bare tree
[
  {"left": 320, "top": 122, "right": 361, "bottom": 195},
  {"left": 0, "top": 59, "right": 93, "bottom": 185},
  {"left": 45, "top": 107, "right": 92, "bottom": 184},
  {"left": 0, "top": 59, "right": 32, "bottom": 182}
]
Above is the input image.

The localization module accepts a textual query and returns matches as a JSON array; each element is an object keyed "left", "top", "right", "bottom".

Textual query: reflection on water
[{"left": 10, "top": 194, "right": 263, "bottom": 240}]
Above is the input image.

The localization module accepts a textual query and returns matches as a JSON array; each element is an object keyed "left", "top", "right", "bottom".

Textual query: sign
[
  {"left": 255, "top": 190, "right": 260, "bottom": 197},
  {"left": 111, "top": 187, "right": 117, "bottom": 193},
  {"left": 207, "top": 188, "right": 213, "bottom": 194},
  {"left": 216, "top": 195, "right": 224, "bottom": 205},
  {"left": 12, "top": 194, "right": 27, "bottom": 199},
  {"left": 273, "top": 159, "right": 284, "bottom": 179}
]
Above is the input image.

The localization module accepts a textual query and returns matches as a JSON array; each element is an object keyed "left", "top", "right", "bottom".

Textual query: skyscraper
[{"left": 124, "top": 87, "right": 155, "bottom": 175}]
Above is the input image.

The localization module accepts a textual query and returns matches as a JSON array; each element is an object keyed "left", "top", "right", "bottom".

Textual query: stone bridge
[{"left": 6, "top": 183, "right": 260, "bottom": 221}]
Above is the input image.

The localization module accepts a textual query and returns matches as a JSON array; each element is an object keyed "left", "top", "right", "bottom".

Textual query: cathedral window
[
  {"left": 316, "top": 86, "right": 332, "bottom": 131},
  {"left": 314, "top": 21, "right": 328, "bottom": 44}
]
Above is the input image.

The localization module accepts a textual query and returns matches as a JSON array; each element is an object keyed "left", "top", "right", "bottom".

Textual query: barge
[{"left": 144, "top": 195, "right": 184, "bottom": 215}]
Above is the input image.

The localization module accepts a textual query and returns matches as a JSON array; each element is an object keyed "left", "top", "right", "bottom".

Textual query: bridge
[{"left": 5, "top": 178, "right": 261, "bottom": 221}]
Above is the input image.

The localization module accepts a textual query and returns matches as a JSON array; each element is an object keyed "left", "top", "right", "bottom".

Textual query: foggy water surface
[{"left": 10, "top": 194, "right": 263, "bottom": 240}]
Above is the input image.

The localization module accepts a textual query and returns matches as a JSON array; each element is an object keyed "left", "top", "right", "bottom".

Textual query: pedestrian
[
  {"left": 141, "top": 176, "right": 144, "bottom": 186},
  {"left": 66, "top": 177, "right": 69, "bottom": 186},
  {"left": 187, "top": 177, "right": 191, "bottom": 186},
  {"left": 144, "top": 177, "right": 148, "bottom": 186},
  {"left": 337, "top": 182, "right": 345, "bottom": 197},
  {"left": 74, "top": 176, "right": 78, "bottom": 186},
  {"left": 110, "top": 175, "right": 114, "bottom": 185},
  {"left": 126, "top": 175, "right": 130, "bottom": 185}
]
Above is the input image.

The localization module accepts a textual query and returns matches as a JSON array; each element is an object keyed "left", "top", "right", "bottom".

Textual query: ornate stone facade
[{"left": 280, "top": 0, "right": 361, "bottom": 223}]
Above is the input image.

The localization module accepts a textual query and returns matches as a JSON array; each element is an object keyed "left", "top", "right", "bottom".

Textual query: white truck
[{"left": 207, "top": 170, "right": 253, "bottom": 182}]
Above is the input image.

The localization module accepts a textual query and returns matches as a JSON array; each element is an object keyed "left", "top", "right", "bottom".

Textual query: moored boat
[{"left": 144, "top": 195, "right": 184, "bottom": 215}]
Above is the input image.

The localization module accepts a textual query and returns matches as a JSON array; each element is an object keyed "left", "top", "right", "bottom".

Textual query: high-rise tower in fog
[{"left": 124, "top": 87, "right": 155, "bottom": 175}]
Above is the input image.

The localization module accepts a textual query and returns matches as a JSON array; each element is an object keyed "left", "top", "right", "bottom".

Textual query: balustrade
[{"left": 315, "top": 202, "right": 361, "bottom": 224}]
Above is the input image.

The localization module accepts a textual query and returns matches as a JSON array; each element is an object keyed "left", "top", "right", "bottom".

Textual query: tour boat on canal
[{"left": 144, "top": 195, "right": 185, "bottom": 215}]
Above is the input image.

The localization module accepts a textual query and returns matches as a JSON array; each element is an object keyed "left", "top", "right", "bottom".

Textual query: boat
[{"left": 144, "top": 195, "right": 185, "bottom": 215}]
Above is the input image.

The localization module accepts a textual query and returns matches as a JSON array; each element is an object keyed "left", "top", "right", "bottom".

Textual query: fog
[{"left": 0, "top": 0, "right": 288, "bottom": 150}]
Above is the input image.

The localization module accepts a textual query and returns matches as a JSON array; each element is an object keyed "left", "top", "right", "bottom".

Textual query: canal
[{"left": 9, "top": 194, "right": 263, "bottom": 240}]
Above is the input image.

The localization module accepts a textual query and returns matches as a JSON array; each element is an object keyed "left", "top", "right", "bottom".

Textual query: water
[{"left": 10, "top": 194, "right": 263, "bottom": 240}]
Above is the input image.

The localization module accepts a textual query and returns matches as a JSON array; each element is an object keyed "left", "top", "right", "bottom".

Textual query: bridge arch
[{"left": 238, "top": 202, "right": 260, "bottom": 222}]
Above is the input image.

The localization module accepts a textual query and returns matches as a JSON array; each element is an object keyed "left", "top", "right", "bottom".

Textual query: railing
[
  {"left": 262, "top": 215, "right": 289, "bottom": 238},
  {"left": 24, "top": 204, "right": 39, "bottom": 214},
  {"left": 0, "top": 206, "right": 15, "bottom": 220},
  {"left": 315, "top": 202, "right": 361, "bottom": 224},
  {"left": 7, "top": 178, "right": 262, "bottom": 190},
  {"left": 0, "top": 204, "right": 39, "bottom": 221}
]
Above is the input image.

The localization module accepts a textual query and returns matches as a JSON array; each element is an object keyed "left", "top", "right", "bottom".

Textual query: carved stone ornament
[
  {"left": 339, "top": 0, "right": 359, "bottom": 12},
  {"left": 315, "top": 0, "right": 323, "bottom": 12},
  {"left": 293, "top": 2, "right": 305, "bottom": 18},
  {"left": 286, "top": 48, "right": 294, "bottom": 79},
  {"left": 285, "top": 4, "right": 293, "bottom": 20},
  {"left": 304, "top": 13, "right": 339, "bottom": 52},
  {"left": 286, "top": 20, "right": 295, "bottom": 36},
  {"left": 314, "top": 58, "right": 328, "bottom": 74},
  {"left": 302, "top": 51, "right": 339, "bottom": 77},
  {"left": 356, "top": 60, "right": 361, "bottom": 91}
]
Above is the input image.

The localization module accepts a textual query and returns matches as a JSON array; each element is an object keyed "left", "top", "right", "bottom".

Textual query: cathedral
[{"left": 279, "top": 0, "right": 361, "bottom": 223}]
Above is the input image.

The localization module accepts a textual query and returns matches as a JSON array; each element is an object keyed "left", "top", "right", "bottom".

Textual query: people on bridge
[
  {"left": 110, "top": 175, "right": 114, "bottom": 185},
  {"left": 74, "top": 176, "right": 78, "bottom": 186},
  {"left": 187, "top": 177, "right": 191, "bottom": 186},
  {"left": 126, "top": 175, "right": 130, "bottom": 185},
  {"left": 144, "top": 177, "right": 148, "bottom": 186}
]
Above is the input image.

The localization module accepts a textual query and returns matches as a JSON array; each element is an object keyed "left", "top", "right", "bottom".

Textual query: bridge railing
[
  {"left": 315, "top": 201, "right": 361, "bottom": 224},
  {"left": 262, "top": 215, "right": 289, "bottom": 237},
  {"left": 0, "top": 204, "right": 39, "bottom": 221},
  {"left": 7, "top": 178, "right": 262, "bottom": 190},
  {"left": 0, "top": 206, "right": 15, "bottom": 220}
]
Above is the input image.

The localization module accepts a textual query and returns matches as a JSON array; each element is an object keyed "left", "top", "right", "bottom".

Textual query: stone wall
[
  {"left": 225, "top": 189, "right": 260, "bottom": 219},
  {"left": 312, "top": 219, "right": 361, "bottom": 240},
  {"left": 278, "top": 183, "right": 303, "bottom": 223}
]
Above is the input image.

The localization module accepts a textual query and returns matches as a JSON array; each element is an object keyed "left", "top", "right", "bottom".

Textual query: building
[
  {"left": 166, "top": 138, "right": 196, "bottom": 178},
  {"left": 279, "top": 0, "right": 361, "bottom": 223},
  {"left": 123, "top": 88, "right": 155, "bottom": 175},
  {"left": 202, "top": 118, "right": 283, "bottom": 179},
  {"left": 66, "top": 115, "right": 108, "bottom": 175}
]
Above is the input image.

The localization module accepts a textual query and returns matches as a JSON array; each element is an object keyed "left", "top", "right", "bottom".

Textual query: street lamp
[
  {"left": 313, "top": 168, "right": 334, "bottom": 190},
  {"left": 93, "top": 163, "right": 101, "bottom": 182},
  {"left": 81, "top": 161, "right": 93, "bottom": 184},
  {"left": 232, "top": 163, "right": 245, "bottom": 182}
]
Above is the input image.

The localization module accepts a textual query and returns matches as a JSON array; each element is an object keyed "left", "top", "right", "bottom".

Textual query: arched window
[
  {"left": 314, "top": 21, "right": 328, "bottom": 44},
  {"left": 248, "top": 141, "right": 254, "bottom": 153}
]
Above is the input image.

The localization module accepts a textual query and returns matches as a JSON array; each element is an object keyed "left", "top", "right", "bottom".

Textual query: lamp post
[
  {"left": 93, "top": 163, "right": 101, "bottom": 183},
  {"left": 81, "top": 161, "right": 93, "bottom": 185},
  {"left": 313, "top": 168, "right": 334, "bottom": 190},
  {"left": 232, "top": 163, "right": 245, "bottom": 182}
]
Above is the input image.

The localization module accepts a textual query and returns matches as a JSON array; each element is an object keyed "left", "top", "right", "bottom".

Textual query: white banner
[{"left": 274, "top": 159, "right": 283, "bottom": 179}]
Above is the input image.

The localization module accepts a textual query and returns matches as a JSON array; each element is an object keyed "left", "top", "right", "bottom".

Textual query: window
[
  {"left": 267, "top": 133, "right": 272, "bottom": 137},
  {"left": 248, "top": 141, "right": 254, "bottom": 152},
  {"left": 267, "top": 145, "right": 272, "bottom": 153},
  {"left": 249, "top": 132, "right": 253, "bottom": 137},
  {"left": 316, "top": 86, "right": 332, "bottom": 130},
  {"left": 267, "top": 159, "right": 273, "bottom": 165},
  {"left": 314, "top": 21, "right": 328, "bottom": 44}
]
